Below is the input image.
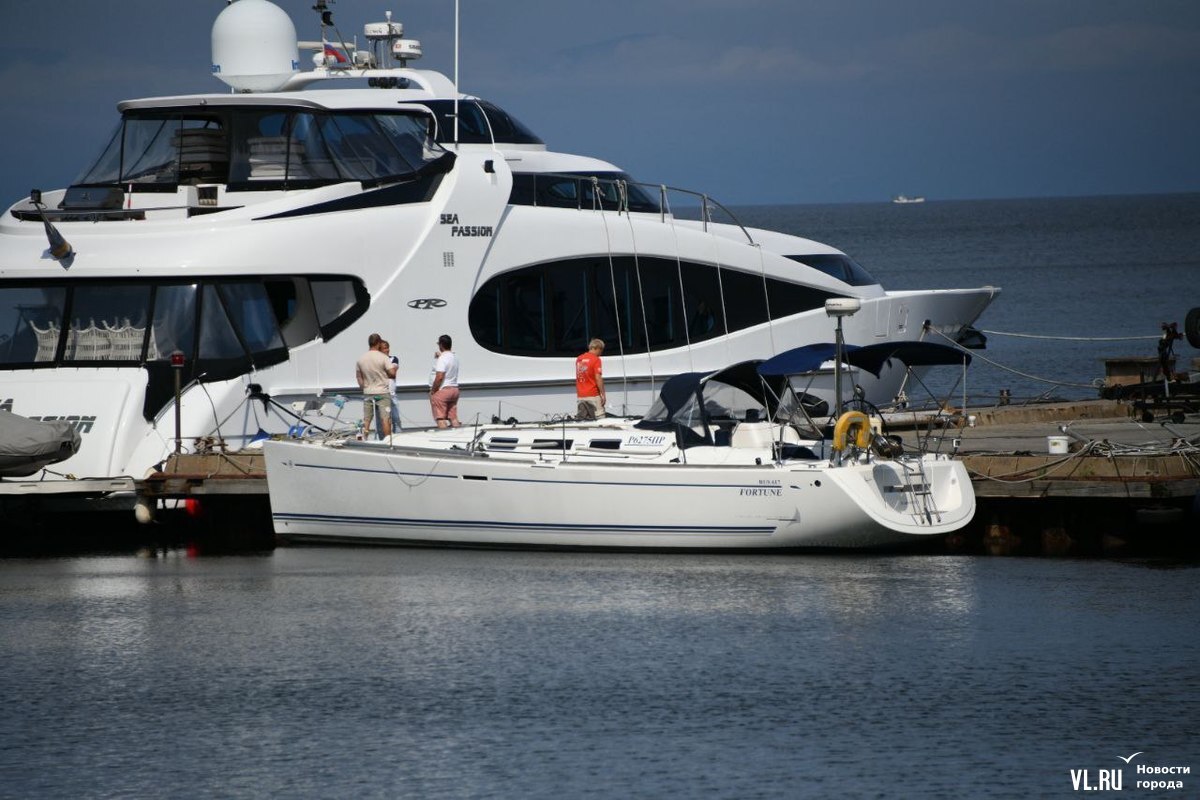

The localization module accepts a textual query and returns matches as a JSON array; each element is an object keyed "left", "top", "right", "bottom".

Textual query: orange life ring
[{"left": 831, "top": 411, "right": 873, "bottom": 451}]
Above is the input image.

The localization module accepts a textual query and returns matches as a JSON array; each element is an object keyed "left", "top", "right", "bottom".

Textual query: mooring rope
[
  {"left": 979, "top": 329, "right": 1158, "bottom": 341},
  {"left": 926, "top": 327, "right": 1099, "bottom": 389}
]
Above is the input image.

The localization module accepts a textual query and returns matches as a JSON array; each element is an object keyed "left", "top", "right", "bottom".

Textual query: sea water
[
  {"left": 0, "top": 549, "right": 1196, "bottom": 798},
  {"left": 2, "top": 195, "right": 1198, "bottom": 797},
  {"left": 736, "top": 193, "right": 1200, "bottom": 404}
]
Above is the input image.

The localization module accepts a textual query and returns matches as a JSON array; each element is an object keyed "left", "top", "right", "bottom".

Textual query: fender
[{"left": 831, "top": 411, "right": 872, "bottom": 451}]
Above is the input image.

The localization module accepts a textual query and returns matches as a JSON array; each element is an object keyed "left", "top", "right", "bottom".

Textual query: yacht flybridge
[{"left": 0, "top": 0, "right": 997, "bottom": 508}]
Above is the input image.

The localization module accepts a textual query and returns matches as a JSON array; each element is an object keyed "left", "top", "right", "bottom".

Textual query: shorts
[
  {"left": 430, "top": 386, "right": 460, "bottom": 425},
  {"left": 577, "top": 395, "right": 605, "bottom": 420},
  {"left": 363, "top": 394, "right": 392, "bottom": 426}
]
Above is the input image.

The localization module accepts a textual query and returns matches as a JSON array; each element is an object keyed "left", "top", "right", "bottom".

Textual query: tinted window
[
  {"left": 73, "top": 107, "right": 446, "bottom": 191},
  {"left": 510, "top": 173, "right": 661, "bottom": 213},
  {"left": 422, "top": 99, "right": 544, "bottom": 145},
  {"left": 0, "top": 277, "right": 366, "bottom": 369},
  {"left": 469, "top": 258, "right": 835, "bottom": 356},
  {"left": 63, "top": 285, "right": 152, "bottom": 362},
  {"left": 786, "top": 254, "right": 878, "bottom": 286},
  {"left": 0, "top": 286, "right": 68, "bottom": 364}
]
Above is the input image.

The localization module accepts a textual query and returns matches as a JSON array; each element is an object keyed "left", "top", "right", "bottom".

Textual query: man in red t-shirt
[{"left": 575, "top": 338, "right": 606, "bottom": 419}]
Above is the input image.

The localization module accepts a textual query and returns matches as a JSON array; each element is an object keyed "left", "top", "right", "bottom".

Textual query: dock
[
  {"left": 887, "top": 399, "right": 1199, "bottom": 554},
  {"left": 4, "top": 399, "right": 1197, "bottom": 555}
]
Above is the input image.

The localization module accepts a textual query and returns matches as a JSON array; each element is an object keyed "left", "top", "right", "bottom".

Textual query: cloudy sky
[{"left": 3, "top": 0, "right": 1197, "bottom": 205}]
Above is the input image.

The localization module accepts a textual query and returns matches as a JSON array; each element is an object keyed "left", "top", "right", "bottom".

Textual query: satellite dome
[{"left": 211, "top": 0, "right": 299, "bottom": 93}]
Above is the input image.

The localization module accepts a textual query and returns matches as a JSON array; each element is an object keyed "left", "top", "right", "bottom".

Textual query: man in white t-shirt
[
  {"left": 356, "top": 333, "right": 397, "bottom": 437},
  {"left": 380, "top": 339, "right": 402, "bottom": 435},
  {"left": 428, "top": 334, "right": 461, "bottom": 428}
]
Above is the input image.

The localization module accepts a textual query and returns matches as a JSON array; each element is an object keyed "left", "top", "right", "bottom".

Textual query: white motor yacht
[{"left": 0, "top": 0, "right": 996, "bottom": 510}]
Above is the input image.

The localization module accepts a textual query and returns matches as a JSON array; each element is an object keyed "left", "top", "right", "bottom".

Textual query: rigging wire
[
  {"left": 614, "top": 178, "right": 656, "bottom": 402},
  {"left": 592, "top": 178, "right": 629, "bottom": 411}
]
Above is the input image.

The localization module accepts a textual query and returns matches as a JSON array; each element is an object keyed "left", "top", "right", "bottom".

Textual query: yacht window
[
  {"left": 149, "top": 284, "right": 198, "bottom": 361},
  {"left": 549, "top": 270, "right": 590, "bottom": 353},
  {"left": 264, "top": 278, "right": 320, "bottom": 347},
  {"left": 216, "top": 282, "right": 286, "bottom": 355},
  {"left": 71, "top": 107, "right": 448, "bottom": 194},
  {"left": 509, "top": 173, "right": 661, "bottom": 213},
  {"left": 0, "top": 286, "right": 68, "bottom": 364},
  {"left": 786, "top": 254, "right": 878, "bottom": 287},
  {"left": 591, "top": 259, "right": 638, "bottom": 351},
  {"left": 421, "top": 99, "right": 544, "bottom": 145},
  {"left": 62, "top": 285, "right": 152, "bottom": 362},
  {"left": 469, "top": 257, "right": 837, "bottom": 357},
  {"left": 198, "top": 285, "right": 247, "bottom": 360},
  {"left": 72, "top": 122, "right": 123, "bottom": 186},
  {"left": 93, "top": 115, "right": 228, "bottom": 187},
  {"left": 0, "top": 278, "right": 366, "bottom": 376},
  {"left": 636, "top": 264, "right": 683, "bottom": 347},
  {"left": 310, "top": 278, "right": 364, "bottom": 335},
  {"left": 717, "top": 270, "right": 769, "bottom": 333},
  {"left": 682, "top": 265, "right": 725, "bottom": 342},
  {"left": 505, "top": 273, "right": 546, "bottom": 351}
]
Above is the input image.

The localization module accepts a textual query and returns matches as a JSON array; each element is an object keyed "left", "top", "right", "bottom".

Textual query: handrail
[{"left": 519, "top": 171, "right": 757, "bottom": 247}]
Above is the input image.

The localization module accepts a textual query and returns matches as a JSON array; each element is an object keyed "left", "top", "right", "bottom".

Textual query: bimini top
[
  {"left": 757, "top": 341, "right": 970, "bottom": 378},
  {"left": 636, "top": 360, "right": 792, "bottom": 442}
]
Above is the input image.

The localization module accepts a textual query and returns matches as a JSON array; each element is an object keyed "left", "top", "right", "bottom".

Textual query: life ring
[
  {"left": 831, "top": 411, "right": 873, "bottom": 451},
  {"left": 1185, "top": 307, "right": 1200, "bottom": 349}
]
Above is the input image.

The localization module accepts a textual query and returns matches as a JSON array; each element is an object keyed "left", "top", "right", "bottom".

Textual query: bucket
[{"left": 1047, "top": 435, "right": 1069, "bottom": 455}]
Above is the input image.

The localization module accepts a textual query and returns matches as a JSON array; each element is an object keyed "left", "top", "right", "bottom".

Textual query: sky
[{"left": 2, "top": 0, "right": 1198, "bottom": 206}]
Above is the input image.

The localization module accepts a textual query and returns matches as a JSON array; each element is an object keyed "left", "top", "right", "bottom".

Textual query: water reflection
[{"left": 0, "top": 548, "right": 1195, "bottom": 799}]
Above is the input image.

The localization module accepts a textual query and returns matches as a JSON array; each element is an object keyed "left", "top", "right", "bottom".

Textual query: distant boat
[{"left": 893, "top": 195, "right": 926, "bottom": 204}]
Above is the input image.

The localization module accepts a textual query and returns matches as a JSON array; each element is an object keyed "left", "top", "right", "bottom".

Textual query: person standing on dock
[
  {"left": 356, "top": 333, "right": 397, "bottom": 438},
  {"left": 381, "top": 339, "right": 402, "bottom": 435},
  {"left": 575, "top": 338, "right": 606, "bottom": 419},
  {"left": 429, "top": 334, "right": 461, "bottom": 428}
]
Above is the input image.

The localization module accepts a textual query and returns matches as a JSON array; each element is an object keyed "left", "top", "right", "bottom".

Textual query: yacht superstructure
[{"left": 0, "top": 0, "right": 997, "bottom": 505}]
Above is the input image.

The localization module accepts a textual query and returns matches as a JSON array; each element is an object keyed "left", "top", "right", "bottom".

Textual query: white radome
[{"left": 210, "top": 0, "right": 299, "bottom": 93}]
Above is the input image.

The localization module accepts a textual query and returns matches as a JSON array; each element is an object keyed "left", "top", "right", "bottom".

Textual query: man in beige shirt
[{"left": 356, "top": 332, "right": 398, "bottom": 437}]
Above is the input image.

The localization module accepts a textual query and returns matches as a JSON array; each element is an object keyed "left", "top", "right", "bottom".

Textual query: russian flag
[{"left": 323, "top": 42, "right": 348, "bottom": 64}]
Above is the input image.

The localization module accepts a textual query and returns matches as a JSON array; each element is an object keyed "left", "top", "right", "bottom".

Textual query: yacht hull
[{"left": 263, "top": 439, "right": 975, "bottom": 550}]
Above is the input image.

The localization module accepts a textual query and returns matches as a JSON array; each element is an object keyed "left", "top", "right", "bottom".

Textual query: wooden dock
[{"left": 886, "top": 399, "right": 1199, "bottom": 554}]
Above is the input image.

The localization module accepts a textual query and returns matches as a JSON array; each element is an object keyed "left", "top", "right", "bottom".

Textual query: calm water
[
  {"left": 735, "top": 193, "right": 1200, "bottom": 403},
  {"left": 3, "top": 195, "right": 1199, "bottom": 798},
  {"left": 0, "top": 549, "right": 1196, "bottom": 798}
]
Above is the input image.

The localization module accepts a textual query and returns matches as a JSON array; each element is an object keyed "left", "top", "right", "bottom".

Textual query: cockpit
[{"left": 47, "top": 105, "right": 454, "bottom": 215}]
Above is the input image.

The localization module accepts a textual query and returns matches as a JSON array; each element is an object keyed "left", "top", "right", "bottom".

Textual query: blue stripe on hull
[{"left": 273, "top": 512, "right": 775, "bottom": 537}]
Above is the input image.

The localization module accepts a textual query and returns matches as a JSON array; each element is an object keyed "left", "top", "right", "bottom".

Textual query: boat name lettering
[
  {"left": 626, "top": 435, "right": 666, "bottom": 446},
  {"left": 451, "top": 225, "right": 493, "bottom": 238},
  {"left": 441, "top": 213, "right": 493, "bottom": 237},
  {"left": 28, "top": 415, "right": 97, "bottom": 434},
  {"left": 407, "top": 298, "right": 447, "bottom": 310},
  {"left": 741, "top": 479, "right": 781, "bottom": 497},
  {"left": 740, "top": 487, "right": 782, "bottom": 497}
]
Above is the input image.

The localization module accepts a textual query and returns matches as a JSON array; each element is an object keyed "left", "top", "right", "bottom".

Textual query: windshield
[{"left": 72, "top": 107, "right": 449, "bottom": 190}]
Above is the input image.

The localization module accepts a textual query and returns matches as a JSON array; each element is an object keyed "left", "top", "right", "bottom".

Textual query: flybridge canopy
[{"left": 120, "top": 72, "right": 462, "bottom": 112}]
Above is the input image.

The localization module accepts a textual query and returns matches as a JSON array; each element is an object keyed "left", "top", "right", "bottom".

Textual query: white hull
[{"left": 263, "top": 436, "right": 975, "bottom": 550}]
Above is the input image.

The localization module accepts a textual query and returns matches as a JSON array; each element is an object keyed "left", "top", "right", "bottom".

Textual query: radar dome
[{"left": 211, "top": 0, "right": 299, "bottom": 93}]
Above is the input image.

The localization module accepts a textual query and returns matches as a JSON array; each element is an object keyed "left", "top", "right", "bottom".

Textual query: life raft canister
[{"left": 831, "top": 411, "right": 873, "bottom": 451}]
